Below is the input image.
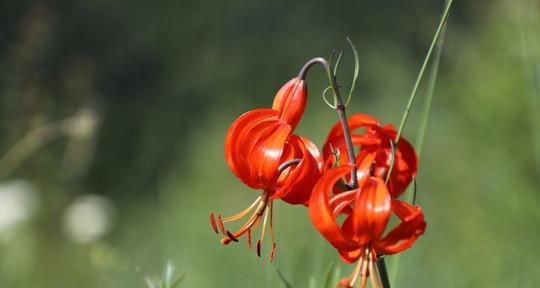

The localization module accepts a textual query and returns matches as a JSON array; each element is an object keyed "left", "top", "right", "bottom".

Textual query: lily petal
[
  {"left": 375, "top": 200, "right": 426, "bottom": 255},
  {"left": 272, "top": 78, "right": 306, "bottom": 130},
  {"left": 309, "top": 165, "right": 357, "bottom": 251}
]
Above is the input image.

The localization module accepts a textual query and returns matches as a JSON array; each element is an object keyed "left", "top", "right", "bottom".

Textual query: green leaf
[
  {"left": 145, "top": 277, "right": 159, "bottom": 288},
  {"left": 345, "top": 37, "right": 360, "bottom": 106},
  {"left": 272, "top": 265, "right": 293, "bottom": 288},
  {"left": 322, "top": 86, "right": 337, "bottom": 108},
  {"left": 161, "top": 262, "right": 174, "bottom": 287},
  {"left": 333, "top": 51, "right": 344, "bottom": 76},
  {"left": 169, "top": 274, "right": 186, "bottom": 288},
  {"left": 324, "top": 264, "right": 341, "bottom": 288}
]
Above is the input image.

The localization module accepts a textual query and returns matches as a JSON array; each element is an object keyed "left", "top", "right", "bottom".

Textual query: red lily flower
[
  {"left": 211, "top": 77, "right": 323, "bottom": 260},
  {"left": 309, "top": 165, "right": 426, "bottom": 288},
  {"left": 323, "top": 113, "right": 418, "bottom": 198}
]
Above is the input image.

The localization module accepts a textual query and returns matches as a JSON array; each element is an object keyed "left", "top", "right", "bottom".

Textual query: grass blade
[
  {"left": 345, "top": 37, "right": 360, "bottom": 106},
  {"left": 272, "top": 265, "right": 293, "bottom": 288},
  {"left": 389, "top": 0, "right": 452, "bottom": 283},
  {"left": 394, "top": 0, "right": 454, "bottom": 143},
  {"left": 414, "top": 25, "right": 445, "bottom": 157}
]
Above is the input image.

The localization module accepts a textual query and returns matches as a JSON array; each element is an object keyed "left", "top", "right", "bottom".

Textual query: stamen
[
  {"left": 348, "top": 249, "right": 366, "bottom": 287},
  {"left": 269, "top": 201, "right": 276, "bottom": 262},
  {"left": 217, "top": 215, "right": 226, "bottom": 234},
  {"left": 360, "top": 253, "right": 369, "bottom": 288},
  {"left": 256, "top": 205, "right": 270, "bottom": 258},
  {"left": 226, "top": 231, "right": 239, "bottom": 242},
  {"left": 222, "top": 196, "right": 262, "bottom": 222},
  {"left": 270, "top": 243, "right": 276, "bottom": 262},
  {"left": 256, "top": 240, "right": 262, "bottom": 257},
  {"left": 219, "top": 192, "right": 270, "bottom": 244},
  {"left": 210, "top": 212, "right": 218, "bottom": 234},
  {"left": 247, "top": 229, "right": 252, "bottom": 249},
  {"left": 259, "top": 204, "right": 270, "bottom": 243}
]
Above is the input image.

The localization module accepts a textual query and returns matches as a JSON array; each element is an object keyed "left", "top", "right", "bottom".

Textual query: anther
[
  {"left": 217, "top": 215, "right": 226, "bottom": 234},
  {"left": 270, "top": 243, "right": 276, "bottom": 262},
  {"left": 226, "top": 231, "right": 239, "bottom": 242},
  {"left": 247, "top": 229, "right": 252, "bottom": 249},
  {"left": 256, "top": 240, "right": 262, "bottom": 257},
  {"left": 210, "top": 212, "right": 218, "bottom": 234}
]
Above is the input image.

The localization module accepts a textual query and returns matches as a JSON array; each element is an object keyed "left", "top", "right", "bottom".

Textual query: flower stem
[
  {"left": 299, "top": 57, "right": 358, "bottom": 188},
  {"left": 377, "top": 258, "right": 391, "bottom": 288}
]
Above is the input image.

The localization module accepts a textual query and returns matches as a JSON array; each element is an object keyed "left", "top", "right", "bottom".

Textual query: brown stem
[{"left": 299, "top": 57, "right": 358, "bottom": 188}]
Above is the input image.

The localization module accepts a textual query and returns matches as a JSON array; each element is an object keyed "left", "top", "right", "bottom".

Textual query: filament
[{"left": 222, "top": 196, "right": 262, "bottom": 222}]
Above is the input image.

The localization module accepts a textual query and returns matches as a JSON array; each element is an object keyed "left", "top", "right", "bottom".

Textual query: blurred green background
[{"left": 0, "top": 0, "right": 539, "bottom": 287}]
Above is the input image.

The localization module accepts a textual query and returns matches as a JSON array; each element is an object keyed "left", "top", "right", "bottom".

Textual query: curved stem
[
  {"left": 299, "top": 57, "right": 358, "bottom": 188},
  {"left": 278, "top": 159, "right": 301, "bottom": 173}
]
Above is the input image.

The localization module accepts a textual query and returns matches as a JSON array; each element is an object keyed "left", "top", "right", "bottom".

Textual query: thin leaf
[
  {"left": 390, "top": 0, "right": 452, "bottom": 284},
  {"left": 162, "top": 262, "right": 174, "bottom": 287},
  {"left": 321, "top": 262, "right": 342, "bottom": 288},
  {"left": 170, "top": 274, "right": 186, "bottom": 288},
  {"left": 272, "top": 265, "right": 293, "bottom": 288},
  {"left": 322, "top": 86, "right": 337, "bottom": 108},
  {"left": 309, "top": 277, "right": 317, "bottom": 288},
  {"left": 415, "top": 26, "right": 446, "bottom": 157},
  {"left": 385, "top": 0, "right": 453, "bottom": 184},
  {"left": 345, "top": 37, "right": 360, "bottom": 106},
  {"left": 333, "top": 51, "right": 344, "bottom": 76},
  {"left": 145, "top": 277, "right": 159, "bottom": 288},
  {"left": 393, "top": 0, "right": 453, "bottom": 143}
]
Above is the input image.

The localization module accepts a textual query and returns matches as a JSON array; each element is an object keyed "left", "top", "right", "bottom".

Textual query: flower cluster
[{"left": 210, "top": 58, "right": 427, "bottom": 287}]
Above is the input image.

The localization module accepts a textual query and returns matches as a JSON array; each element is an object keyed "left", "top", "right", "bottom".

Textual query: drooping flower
[
  {"left": 323, "top": 113, "right": 418, "bottom": 198},
  {"left": 309, "top": 165, "right": 426, "bottom": 288},
  {"left": 211, "top": 77, "right": 323, "bottom": 260}
]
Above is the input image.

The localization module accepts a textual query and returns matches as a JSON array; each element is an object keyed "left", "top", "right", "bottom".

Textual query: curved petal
[
  {"left": 247, "top": 123, "right": 291, "bottom": 187},
  {"left": 271, "top": 78, "right": 306, "bottom": 130},
  {"left": 224, "top": 109, "right": 280, "bottom": 187},
  {"left": 325, "top": 113, "right": 380, "bottom": 143},
  {"left": 309, "top": 166, "right": 357, "bottom": 251},
  {"left": 347, "top": 177, "right": 392, "bottom": 244},
  {"left": 275, "top": 135, "right": 322, "bottom": 205},
  {"left": 375, "top": 200, "right": 426, "bottom": 255},
  {"left": 322, "top": 113, "right": 380, "bottom": 164},
  {"left": 338, "top": 247, "right": 363, "bottom": 264},
  {"left": 372, "top": 127, "right": 418, "bottom": 198}
]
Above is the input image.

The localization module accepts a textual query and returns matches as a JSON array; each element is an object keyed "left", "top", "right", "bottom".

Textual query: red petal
[
  {"left": 375, "top": 200, "right": 426, "bottom": 255},
  {"left": 272, "top": 78, "right": 307, "bottom": 130},
  {"left": 274, "top": 135, "right": 323, "bottom": 204},
  {"left": 248, "top": 123, "right": 291, "bottom": 187},
  {"left": 338, "top": 247, "right": 363, "bottom": 264},
  {"left": 322, "top": 113, "right": 380, "bottom": 164},
  {"left": 225, "top": 109, "right": 280, "bottom": 187},
  {"left": 309, "top": 166, "right": 357, "bottom": 251},
  {"left": 340, "top": 177, "right": 391, "bottom": 244}
]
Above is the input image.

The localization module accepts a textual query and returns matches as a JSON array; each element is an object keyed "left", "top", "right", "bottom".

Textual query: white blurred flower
[
  {"left": 62, "top": 194, "right": 114, "bottom": 244},
  {"left": 0, "top": 180, "right": 39, "bottom": 232}
]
